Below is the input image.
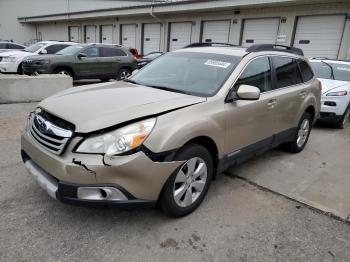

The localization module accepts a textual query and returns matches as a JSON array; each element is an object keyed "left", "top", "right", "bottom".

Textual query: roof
[{"left": 177, "top": 46, "right": 248, "bottom": 57}]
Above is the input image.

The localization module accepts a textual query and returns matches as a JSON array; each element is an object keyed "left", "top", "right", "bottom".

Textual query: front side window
[
  {"left": 234, "top": 56, "right": 272, "bottom": 92},
  {"left": 57, "top": 45, "right": 84, "bottom": 55},
  {"left": 273, "top": 57, "right": 302, "bottom": 88},
  {"left": 130, "top": 52, "right": 241, "bottom": 96},
  {"left": 311, "top": 61, "right": 350, "bottom": 82},
  {"left": 83, "top": 47, "right": 100, "bottom": 57}
]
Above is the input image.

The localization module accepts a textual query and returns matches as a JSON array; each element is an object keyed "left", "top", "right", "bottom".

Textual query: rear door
[
  {"left": 100, "top": 47, "right": 129, "bottom": 78},
  {"left": 225, "top": 56, "right": 277, "bottom": 156}
]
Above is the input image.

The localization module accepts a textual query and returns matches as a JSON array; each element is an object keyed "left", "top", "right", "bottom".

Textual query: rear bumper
[{"left": 22, "top": 153, "right": 156, "bottom": 208}]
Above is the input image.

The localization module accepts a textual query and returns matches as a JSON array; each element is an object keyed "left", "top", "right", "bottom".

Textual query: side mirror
[
  {"left": 77, "top": 53, "right": 87, "bottom": 59},
  {"left": 226, "top": 85, "right": 261, "bottom": 102},
  {"left": 39, "top": 49, "right": 47, "bottom": 54}
]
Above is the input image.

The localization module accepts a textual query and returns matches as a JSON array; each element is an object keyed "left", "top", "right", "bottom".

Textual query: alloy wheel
[
  {"left": 342, "top": 108, "right": 350, "bottom": 128},
  {"left": 297, "top": 118, "right": 310, "bottom": 147},
  {"left": 119, "top": 70, "right": 131, "bottom": 80},
  {"left": 173, "top": 157, "right": 207, "bottom": 208}
]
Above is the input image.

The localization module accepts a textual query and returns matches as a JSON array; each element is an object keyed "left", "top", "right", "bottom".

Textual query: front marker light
[
  {"left": 76, "top": 118, "right": 156, "bottom": 156},
  {"left": 2, "top": 56, "right": 18, "bottom": 62},
  {"left": 326, "top": 91, "right": 347, "bottom": 96}
]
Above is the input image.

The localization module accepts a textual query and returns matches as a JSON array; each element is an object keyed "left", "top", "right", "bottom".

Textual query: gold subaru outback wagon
[{"left": 21, "top": 43, "right": 321, "bottom": 217}]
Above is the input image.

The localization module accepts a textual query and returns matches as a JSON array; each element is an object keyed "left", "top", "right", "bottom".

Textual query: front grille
[{"left": 28, "top": 112, "right": 74, "bottom": 155}]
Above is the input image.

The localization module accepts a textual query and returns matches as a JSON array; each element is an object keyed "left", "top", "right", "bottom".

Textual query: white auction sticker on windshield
[{"left": 204, "top": 60, "right": 231, "bottom": 68}]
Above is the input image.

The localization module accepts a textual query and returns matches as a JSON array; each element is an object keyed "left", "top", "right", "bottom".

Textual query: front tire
[
  {"left": 159, "top": 143, "right": 213, "bottom": 218},
  {"left": 284, "top": 112, "right": 312, "bottom": 153},
  {"left": 53, "top": 68, "right": 73, "bottom": 78},
  {"left": 336, "top": 104, "right": 350, "bottom": 129},
  {"left": 17, "top": 63, "right": 23, "bottom": 75}
]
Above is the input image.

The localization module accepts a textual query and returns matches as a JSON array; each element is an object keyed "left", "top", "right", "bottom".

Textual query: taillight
[{"left": 318, "top": 80, "right": 322, "bottom": 92}]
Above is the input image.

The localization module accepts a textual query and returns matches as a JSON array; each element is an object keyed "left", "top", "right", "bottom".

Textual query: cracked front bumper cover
[{"left": 21, "top": 131, "right": 183, "bottom": 202}]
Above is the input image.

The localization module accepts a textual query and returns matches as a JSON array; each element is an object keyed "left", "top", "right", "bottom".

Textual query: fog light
[
  {"left": 324, "top": 101, "right": 336, "bottom": 107},
  {"left": 77, "top": 187, "right": 128, "bottom": 201}
]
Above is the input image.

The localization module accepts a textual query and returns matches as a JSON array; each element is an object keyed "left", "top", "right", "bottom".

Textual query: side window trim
[{"left": 269, "top": 56, "right": 278, "bottom": 90}]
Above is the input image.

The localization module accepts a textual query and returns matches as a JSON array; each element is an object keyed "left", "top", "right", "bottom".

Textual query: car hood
[
  {"left": 318, "top": 78, "right": 350, "bottom": 95},
  {"left": 0, "top": 50, "right": 33, "bottom": 57},
  {"left": 39, "top": 82, "right": 206, "bottom": 133}
]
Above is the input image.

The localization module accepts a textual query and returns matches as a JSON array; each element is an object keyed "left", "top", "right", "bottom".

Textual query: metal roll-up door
[
  {"left": 241, "top": 18, "right": 280, "bottom": 47},
  {"left": 201, "top": 20, "right": 230, "bottom": 43},
  {"left": 143, "top": 23, "right": 161, "bottom": 55},
  {"left": 101, "top": 25, "right": 113, "bottom": 44},
  {"left": 293, "top": 15, "right": 346, "bottom": 59},
  {"left": 121, "top": 24, "right": 137, "bottom": 48},
  {"left": 169, "top": 22, "right": 192, "bottom": 51},
  {"left": 85, "top": 25, "right": 96, "bottom": 43}
]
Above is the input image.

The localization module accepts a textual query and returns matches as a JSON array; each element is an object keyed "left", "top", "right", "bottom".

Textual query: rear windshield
[
  {"left": 130, "top": 52, "right": 241, "bottom": 96},
  {"left": 311, "top": 61, "right": 350, "bottom": 82}
]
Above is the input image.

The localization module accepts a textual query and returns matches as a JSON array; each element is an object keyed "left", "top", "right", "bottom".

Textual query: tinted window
[
  {"left": 101, "top": 47, "right": 127, "bottom": 57},
  {"left": 45, "top": 44, "right": 70, "bottom": 54},
  {"left": 0, "top": 43, "right": 6, "bottom": 48},
  {"left": 57, "top": 45, "right": 84, "bottom": 55},
  {"left": 234, "top": 57, "right": 272, "bottom": 92},
  {"left": 8, "top": 43, "right": 24, "bottom": 49},
  {"left": 84, "top": 47, "right": 100, "bottom": 57},
  {"left": 273, "top": 57, "right": 302, "bottom": 88},
  {"left": 298, "top": 59, "right": 314, "bottom": 82}
]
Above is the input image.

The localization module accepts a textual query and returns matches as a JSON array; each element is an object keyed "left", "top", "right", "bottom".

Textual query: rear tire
[
  {"left": 284, "top": 112, "right": 312, "bottom": 153},
  {"left": 159, "top": 143, "right": 213, "bottom": 218},
  {"left": 116, "top": 68, "right": 131, "bottom": 81},
  {"left": 336, "top": 104, "right": 350, "bottom": 129}
]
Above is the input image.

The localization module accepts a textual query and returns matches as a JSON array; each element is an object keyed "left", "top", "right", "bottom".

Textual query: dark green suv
[{"left": 22, "top": 44, "right": 137, "bottom": 81}]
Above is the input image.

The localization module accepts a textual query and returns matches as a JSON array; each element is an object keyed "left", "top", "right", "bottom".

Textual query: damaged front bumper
[{"left": 21, "top": 132, "right": 183, "bottom": 207}]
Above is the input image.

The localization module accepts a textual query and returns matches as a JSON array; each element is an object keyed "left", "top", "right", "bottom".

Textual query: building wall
[
  {"left": 35, "top": 1, "right": 350, "bottom": 59},
  {"left": 0, "top": 0, "right": 153, "bottom": 44}
]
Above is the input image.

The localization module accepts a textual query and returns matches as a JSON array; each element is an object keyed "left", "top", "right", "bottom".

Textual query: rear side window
[
  {"left": 101, "top": 47, "right": 127, "bottom": 57},
  {"left": 234, "top": 56, "right": 272, "bottom": 92},
  {"left": 8, "top": 43, "right": 24, "bottom": 49},
  {"left": 298, "top": 59, "right": 314, "bottom": 82},
  {"left": 272, "top": 57, "right": 302, "bottom": 88},
  {"left": 0, "top": 43, "right": 6, "bottom": 48}
]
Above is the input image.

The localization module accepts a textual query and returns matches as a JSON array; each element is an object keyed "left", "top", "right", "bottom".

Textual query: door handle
[{"left": 267, "top": 99, "right": 277, "bottom": 108}]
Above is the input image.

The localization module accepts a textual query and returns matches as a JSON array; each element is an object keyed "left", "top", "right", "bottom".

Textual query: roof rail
[
  {"left": 311, "top": 57, "right": 329, "bottom": 60},
  {"left": 184, "top": 42, "right": 238, "bottom": 48},
  {"left": 246, "top": 44, "right": 304, "bottom": 56}
]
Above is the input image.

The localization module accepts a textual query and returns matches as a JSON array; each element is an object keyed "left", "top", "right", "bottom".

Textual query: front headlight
[
  {"left": 326, "top": 91, "right": 347, "bottom": 96},
  {"left": 2, "top": 56, "right": 18, "bottom": 62},
  {"left": 76, "top": 118, "right": 156, "bottom": 155}
]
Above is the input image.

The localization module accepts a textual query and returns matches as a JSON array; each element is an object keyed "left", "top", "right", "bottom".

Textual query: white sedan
[{"left": 310, "top": 59, "right": 350, "bottom": 129}]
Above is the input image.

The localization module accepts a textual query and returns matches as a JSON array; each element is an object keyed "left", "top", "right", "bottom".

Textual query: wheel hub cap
[
  {"left": 173, "top": 157, "right": 207, "bottom": 208},
  {"left": 297, "top": 118, "right": 310, "bottom": 147}
]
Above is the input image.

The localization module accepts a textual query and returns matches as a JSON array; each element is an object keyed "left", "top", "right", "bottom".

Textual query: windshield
[
  {"left": 24, "top": 42, "right": 46, "bottom": 53},
  {"left": 311, "top": 61, "right": 350, "bottom": 82},
  {"left": 130, "top": 52, "right": 241, "bottom": 96},
  {"left": 56, "top": 45, "right": 84, "bottom": 55}
]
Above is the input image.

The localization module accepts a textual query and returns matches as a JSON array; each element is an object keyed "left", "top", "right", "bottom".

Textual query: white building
[{"left": 1, "top": 0, "right": 350, "bottom": 59}]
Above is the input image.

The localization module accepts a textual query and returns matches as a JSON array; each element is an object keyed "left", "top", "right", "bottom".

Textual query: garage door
[
  {"left": 241, "top": 18, "right": 280, "bottom": 47},
  {"left": 143, "top": 23, "right": 161, "bottom": 55},
  {"left": 169, "top": 22, "right": 192, "bottom": 51},
  {"left": 69, "top": 26, "right": 81, "bottom": 42},
  {"left": 101, "top": 25, "right": 113, "bottom": 44},
  {"left": 85, "top": 25, "right": 97, "bottom": 43},
  {"left": 202, "top": 20, "right": 230, "bottom": 43},
  {"left": 121, "top": 24, "right": 137, "bottom": 48},
  {"left": 293, "top": 15, "right": 346, "bottom": 59}
]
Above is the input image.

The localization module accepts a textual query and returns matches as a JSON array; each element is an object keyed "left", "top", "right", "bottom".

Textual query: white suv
[
  {"left": 0, "top": 41, "right": 76, "bottom": 74},
  {"left": 310, "top": 58, "right": 350, "bottom": 129}
]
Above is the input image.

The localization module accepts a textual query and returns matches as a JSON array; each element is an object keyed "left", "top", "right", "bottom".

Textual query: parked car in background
[
  {"left": 0, "top": 41, "right": 76, "bottom": 74},
  {"left": 21, "top": 44, "right": 320, "bottom": 217},
  {"left": 310, "top": 58, "right": 350, "bottom": 128},
  {"left": 22, "top": 43, "right": 137, "bottom": 81},
  {"left": 0, "top": 41, "right": 25, "bottom": 53},
  {"left": 137, "top": 51, "right": 163, "bottom": 68}
]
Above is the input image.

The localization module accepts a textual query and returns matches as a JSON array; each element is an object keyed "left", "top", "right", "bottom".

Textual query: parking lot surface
[{"left": 1, "top": 103, "right": 350, "bottom": 262}]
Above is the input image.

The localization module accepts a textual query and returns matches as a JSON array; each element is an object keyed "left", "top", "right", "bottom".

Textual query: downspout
[
  {"left": 150, "top": 4, "right": 162, "bottom": 23},
  {"left": 150, "top": 2, "right": 165, "bottom": 52}
]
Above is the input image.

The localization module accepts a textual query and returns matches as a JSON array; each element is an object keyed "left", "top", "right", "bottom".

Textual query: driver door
[
  {"left": 224, "top": 56, "right": 278, "bottom": 158},
  {"left": 76, "top": 46, "right": 104, "bottom": 78}
]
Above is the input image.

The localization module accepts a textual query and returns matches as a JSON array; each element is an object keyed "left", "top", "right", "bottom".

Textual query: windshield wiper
[
  {"left": 321, "top": 60, "right": 335, "bottom": 80},
  {"left": 146, "top": 85, "right": 192, "bottom": 95},
  {"left": 123, "top": 79, "right": 138, "bottom": 84}
]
